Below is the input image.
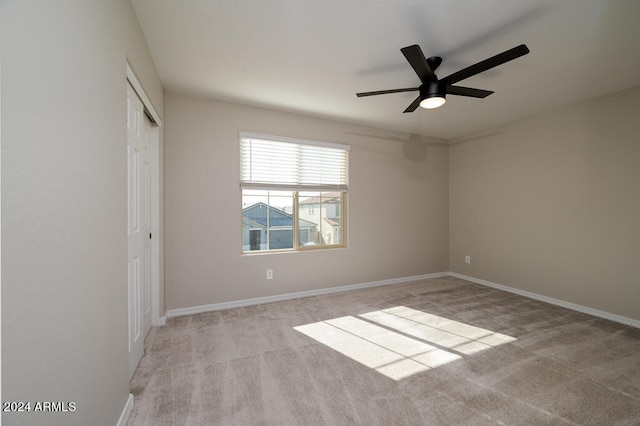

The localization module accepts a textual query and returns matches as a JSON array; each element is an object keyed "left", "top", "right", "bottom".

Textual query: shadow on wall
[{"left": 345, "top": 131, "right": 449, "bottom": 162}]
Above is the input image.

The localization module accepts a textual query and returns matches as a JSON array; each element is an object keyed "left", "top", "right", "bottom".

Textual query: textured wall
[
  {"left": 1, "top": 1, "right": 163, "bottom": 424},
  {"left": 164, "top": 93, "right": 449, "bottom": 310},
  {"left": 450, "top": 86, "right": 640, "bottom": 321}
]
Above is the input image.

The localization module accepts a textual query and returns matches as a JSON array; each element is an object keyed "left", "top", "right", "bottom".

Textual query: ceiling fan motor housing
[{"left": 421, "top": 81, "right": 447, "bottom": 100}]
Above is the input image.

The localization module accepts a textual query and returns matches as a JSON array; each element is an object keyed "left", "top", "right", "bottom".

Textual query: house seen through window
[{"left": 240, "top": 132, "right": 349, "bottom": 253}]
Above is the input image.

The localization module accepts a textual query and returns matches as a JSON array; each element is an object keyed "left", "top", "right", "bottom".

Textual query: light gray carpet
[{"left": 128, "top": 277, "right": 640, "bottom": 425}]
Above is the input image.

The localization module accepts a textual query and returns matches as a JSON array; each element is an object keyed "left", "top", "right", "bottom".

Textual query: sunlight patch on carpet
[{"left": 294, "top": 306, "right": 516, "bottom": 380}]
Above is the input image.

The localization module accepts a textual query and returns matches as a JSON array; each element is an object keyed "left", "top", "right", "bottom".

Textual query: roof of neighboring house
[
  {"left": 298, "top": 192, "right": 341, "bottom": 205},
  {"left": 324, "top": 217, "right": 341, "bottom": 226},
  {"left": 242, "top": 216, "right": 267, "bottom": 229},
  {"left": 242, "top": 202, "right": 316, "bottom": 229}
]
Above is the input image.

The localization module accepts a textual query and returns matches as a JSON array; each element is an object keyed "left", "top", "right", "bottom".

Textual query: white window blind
[{"left": 240, "top": 132, "right": 349, "bottom": 191}]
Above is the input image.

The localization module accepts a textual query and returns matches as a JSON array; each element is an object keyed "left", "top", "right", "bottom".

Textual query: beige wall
[
  {"left": 450, "top": 86, "right": 640, "bottom": 321},
  {"left": 165, "top": 93, "right": 449, "bottom": 310},
  {"left": 3, "top": 5, "right": 636, "bottom": 424},
  {"left": 1, "top": 1, "right": 163, "bottom": 425}
]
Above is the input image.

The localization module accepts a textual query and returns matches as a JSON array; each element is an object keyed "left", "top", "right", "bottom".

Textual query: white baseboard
[
  {"left": 117, "top": 393, "right": 133, "bottom": 426},
  {"left": 449, "top": 272, "right": 640, "bottom": 328},
  {"left": 152, "top": 316, "right": 166, "bottom": 326},
  {"left": 166, "top": 272, "right": 449, "bottom": 318},
  {"left": 163, "top": 271, "right": 638, "bottom": 329}
]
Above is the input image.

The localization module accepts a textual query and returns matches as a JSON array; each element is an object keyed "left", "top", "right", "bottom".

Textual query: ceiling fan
[{"left": 356, "top": 44, "right": 530, "bottom": 112}]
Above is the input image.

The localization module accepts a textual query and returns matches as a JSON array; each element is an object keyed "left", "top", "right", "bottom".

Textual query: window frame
[{"left": 239, "top": 132, "right": 349, "bottom": 254}]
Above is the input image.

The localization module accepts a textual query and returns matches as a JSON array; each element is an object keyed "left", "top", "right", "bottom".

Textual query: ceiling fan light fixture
[
  {"left": 419, "top": 82, "right": 446, "bottom": 109},
  {"left": 420, "top": 96, "right": 446, "bottom": 109}
]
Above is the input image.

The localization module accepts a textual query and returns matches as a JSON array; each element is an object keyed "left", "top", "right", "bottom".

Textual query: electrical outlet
[
  {"left": 465, "top": 256, "right": 471, "bottom": 264},
  {"left": 266, "top": 269, "right": 273, "bottom": 280}
]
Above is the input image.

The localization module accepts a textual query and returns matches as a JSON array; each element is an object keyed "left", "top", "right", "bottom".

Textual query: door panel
[
  {"left": 141, "top": 107, "right": 152, "bottom": 334},
  {"left": 127, "top": 82, "right": 152, "bottom": 379}
]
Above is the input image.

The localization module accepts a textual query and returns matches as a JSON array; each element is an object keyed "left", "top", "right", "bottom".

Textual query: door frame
[{"left": 126, "top": 63, "right": 165, "bottom": 327}]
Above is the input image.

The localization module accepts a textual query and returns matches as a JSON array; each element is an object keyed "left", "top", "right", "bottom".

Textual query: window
[{"left": 240, "top": 132, "right": 349, "bottom": 253}]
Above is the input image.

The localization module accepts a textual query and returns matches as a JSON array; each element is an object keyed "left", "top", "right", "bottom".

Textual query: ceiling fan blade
[
  {"left": 442, "top": 44, "right": 530, "bottom": 85},
  {"left": 401, "top": 45, "right": 436, "bottom": 84},
  {"left": 403, "top": 96, "right": 422, "bottom": 113},
  {"left": 356, "top": 87, "right": 419, "bottom": 97},
  {"left": 446, "top": 85, "right": 494, "bottom": 98}
]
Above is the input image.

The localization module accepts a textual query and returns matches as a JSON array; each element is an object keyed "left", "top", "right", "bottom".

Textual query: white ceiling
[{"left": 131, "top": 0, "right": 640, "bottom": 140}]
